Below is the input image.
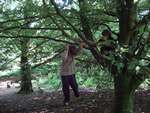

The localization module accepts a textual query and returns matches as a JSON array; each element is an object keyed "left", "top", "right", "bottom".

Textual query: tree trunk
[
  {"left": 114, "top": 74, "right": 134, "bottom": 113},
  {"left": 18, "top": 38, "right": 33, "bottom": 94},
  {"left": 114, "top": 1, "right": 138, "bottom": 112}
]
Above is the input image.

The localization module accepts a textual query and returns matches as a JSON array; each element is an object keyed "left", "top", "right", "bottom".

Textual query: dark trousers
[{"left": 61, "top": 74, "right": 79, "bottom": 102}]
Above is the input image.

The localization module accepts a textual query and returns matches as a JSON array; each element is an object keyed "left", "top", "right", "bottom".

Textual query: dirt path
[
  {"left": 0, "top": 80, "right": 20, "bottom": 96},
  {"left": 0, "top": 81, "right": 150, "bottom": 113}
]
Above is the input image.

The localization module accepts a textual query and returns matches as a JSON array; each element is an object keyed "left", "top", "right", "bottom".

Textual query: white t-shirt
[{"left": 60, "top": 51, "right": 76, "bottom": 76}]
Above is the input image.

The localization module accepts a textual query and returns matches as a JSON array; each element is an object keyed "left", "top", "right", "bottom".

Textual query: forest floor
[{"left": 0, "top": 80, "right": 150, "bottom": 113}]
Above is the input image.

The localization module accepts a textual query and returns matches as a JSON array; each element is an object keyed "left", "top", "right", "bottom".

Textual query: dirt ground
[{"left": 0, "top": 81, "right": 150, "bottom": 113}]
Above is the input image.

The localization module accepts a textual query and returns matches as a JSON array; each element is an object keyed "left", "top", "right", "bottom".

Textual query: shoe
[
  {"left": 75, "top": 94, "right": 80, "bottom": 98},
  {"left": 75, "top": 93, "right": 80, "bottom": 97}
]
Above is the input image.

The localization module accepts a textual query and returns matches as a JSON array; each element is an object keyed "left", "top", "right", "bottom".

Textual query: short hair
[
  {"left": 102, "top": 29, "right": 111, "bottom": 37},
  {"left": 69, "top": 45, "right": 77, "bottom": 56}
]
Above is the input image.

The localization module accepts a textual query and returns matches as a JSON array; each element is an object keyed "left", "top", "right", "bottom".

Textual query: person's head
[
  {"left": 102, "top": 29, "right": 111, "bottom": 39},
  {"left": 68, "top": 45, "right": 77, "bottom": 56}
]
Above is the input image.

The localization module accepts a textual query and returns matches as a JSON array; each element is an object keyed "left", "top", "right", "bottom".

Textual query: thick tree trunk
[
  {"left": 18, "top": 38, "right": 33, "bottom": 94},
  {"left": 114, "top": 75, "right": 134, "bottom": 113},
  {"left": 114, "top": 91, "right": 133, "bottom": 113},
  {"left": 117, "top": 0, "right": 136, "bottom": 45},
  {"left": 114, "top": 1, "right": 137, "bottom": 112}
]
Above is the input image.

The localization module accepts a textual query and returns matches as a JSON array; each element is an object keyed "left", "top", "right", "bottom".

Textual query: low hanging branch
[
  {"left": 0, "top": 13, "right": 57, "bottom": 25},
  {"left": 16, "top": 27, "right": 72, "bottom": 30},
  {"left": 78, "top": 0, "right": 103, "bottom": 64},
  {"left": 0, "top": 39, "right": 51, "bottom": 68},
  {"left": 32, "top": 48, "right": 63, "bottom": 69},
  {"left": 1, "top": 26, "right": 72, "bottom": 32},
  {"left": 49, "top": 2, "right": 101, "bottom": 58},
  {"left": 0, "top": 35, "right": 76, "bottom": 68},
  {"left": 50, "top": 0, "right": 102, "bottom": 48},
  {"left": 49, "top": 16, "right": 72, "bottom": 38},
  {"left": 0, "top": 16, "right": 52, "bottom": 32},
  {"left": 0, "top": 35, "right": 75, "bottom": 44}
]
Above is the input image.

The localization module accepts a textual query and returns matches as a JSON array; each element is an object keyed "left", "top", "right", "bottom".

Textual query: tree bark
[
  {"left": 18, "top": 38, "right": 33, "bottom": 94},
  {"left": 78, "top": 0, "right": 102, "bottom": 64},
  {"left": 117, "top": 0, "right": 136, "bottom": 45},
  {"left": 114, "top": 74, "right": 134, "bottom": 113},
  {"left": 113, "top": 1, "right": 139, "bottom": 112}
]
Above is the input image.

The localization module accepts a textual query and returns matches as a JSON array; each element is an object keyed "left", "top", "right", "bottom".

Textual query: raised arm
[
  {"left": 75, "top": 40, "right": 86, "bottom": 55},
  {"left": 60, "top": 45, "right": 69, "bottom": 62}
]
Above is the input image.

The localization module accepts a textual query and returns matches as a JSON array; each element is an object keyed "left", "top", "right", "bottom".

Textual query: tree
[
  {"left": 0, "top": 0, "right": 149, "bottom": 112},
  {"left": 18, "top": 37, "right": 33, "bottom": 94},
  {"left": 50, "top": 0, "right": 150, "bottom": 113},
  {"left": 18, "top": 0, "right": 34, "bottom": 94}
]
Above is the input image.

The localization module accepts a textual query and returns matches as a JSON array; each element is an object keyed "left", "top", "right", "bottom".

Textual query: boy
[{"left": 60, "top": 41, "right": 84, "bottom": 106}]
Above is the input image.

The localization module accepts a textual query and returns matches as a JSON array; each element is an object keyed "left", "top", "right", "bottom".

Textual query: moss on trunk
[
  {"left": 18, "top": 38, "right": 33, "bottom": 94},
  {"left": 114, "top": 74, "right": 134, "bottom": 113}
]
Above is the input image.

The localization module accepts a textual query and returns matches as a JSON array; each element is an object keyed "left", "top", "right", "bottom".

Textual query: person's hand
[{"left": 80, "top": 39, "right": 86, "bottom": 48}]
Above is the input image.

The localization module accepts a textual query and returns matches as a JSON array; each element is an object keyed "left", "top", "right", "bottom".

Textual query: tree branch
[
  {"left": 0, "top": 14, "right": 57, "bottom": 25},
  {"left": 132, "top": 10, "right": 150, "bottom": 31},
  {"left": 32, "top": 48, "right": 63, "bottom": 69},
  {"left": 0, "top": 17, "right": 44, "bottom": 32},
  {"left": 0, "top": 35, "right": 62, "bottom": 67},
  {"left": 129, "top": 67, "right": 150, "bottom": 92},
  {"left": 50, "top": 0, "right": 86, "bottom": 40},
  {"left": 92, "top": 22, "right": 119, "bottom": 37},
  {"left": 49, "top": 16, "right": 72, "bottom": 38},
  {"left": 78, "top": 0, "right": 103, "bottom": 64},
  {"left": 92, "top": 9, "right": 118, "bottom": 17},
  {"left": 0, "top": 35, "right": 76, "bottom": 44},
  {"left": 1, "top": 27, "right": 72, "bottom": 31}
]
